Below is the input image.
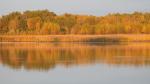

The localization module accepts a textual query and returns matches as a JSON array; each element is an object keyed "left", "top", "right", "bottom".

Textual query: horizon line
[{"left": 0, "top": 9, "right": 150, "bottom": 17}]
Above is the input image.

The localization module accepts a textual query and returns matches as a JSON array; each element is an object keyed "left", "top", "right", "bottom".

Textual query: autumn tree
[
  {"left": 41, "top": 22, "right": 60, "bottom": 34},
  {"left": 56, "top": 14, "right": 76, "bottom": 34},
  {"left": 8, "top": 18, "right": 19, "bottom": 34},
  {"left": 0, "top": 10, "right": 150, "bottom": 35}
]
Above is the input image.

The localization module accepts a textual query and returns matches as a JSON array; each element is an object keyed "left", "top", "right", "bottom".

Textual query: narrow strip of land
[{"left": 0, "top": 34, "right": 150, "bottom": 42}]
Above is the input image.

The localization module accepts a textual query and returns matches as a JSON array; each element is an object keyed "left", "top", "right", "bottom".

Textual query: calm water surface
[{"left": 0, "top": 42, "right": 150, "bottom": 84}]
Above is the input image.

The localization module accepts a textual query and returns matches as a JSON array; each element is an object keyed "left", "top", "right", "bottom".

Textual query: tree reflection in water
[{"left": 0, "top": 42, "right": 150, "bottom": 71}]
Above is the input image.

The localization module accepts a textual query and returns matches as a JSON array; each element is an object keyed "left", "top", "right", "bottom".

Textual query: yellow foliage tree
[
  {"left": 8, "top": 18, "right": 19, "bottom": 33},
  {"left": 27, "top": 17, "right": 41, "bottom": 30},
  {"left": 41, "top": 22, "right": 60, "bottom": 34}
]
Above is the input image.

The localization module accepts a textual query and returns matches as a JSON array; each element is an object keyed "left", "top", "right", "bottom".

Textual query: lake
[{"left": 0, "top": 42, "right": 150, "bottom": 84}]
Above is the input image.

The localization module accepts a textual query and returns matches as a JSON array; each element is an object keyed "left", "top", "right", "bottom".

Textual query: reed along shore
[{"left": 0, "top": 34, "right": 150, "bottom": 42}]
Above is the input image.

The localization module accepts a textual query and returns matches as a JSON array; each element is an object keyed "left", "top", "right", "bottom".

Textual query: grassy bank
[{"left": 0, "top": 34, "right": 150, "bottom": 42}]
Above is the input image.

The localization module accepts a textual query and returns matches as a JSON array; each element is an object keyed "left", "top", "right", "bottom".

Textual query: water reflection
[{"left": 0, "top": 42, "right": 150, "bottom": 71}]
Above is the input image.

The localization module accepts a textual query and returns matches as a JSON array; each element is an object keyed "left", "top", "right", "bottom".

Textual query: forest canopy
[{"left": 0, "top": 10, "right": 150, "bottom": 35}]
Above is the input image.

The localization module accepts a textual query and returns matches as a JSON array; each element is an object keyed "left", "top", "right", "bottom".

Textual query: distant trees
[
  {"left": 8, "top": 18, "right": 19, "bottom": 33},
  {"left": 0, "top": 10, "right": 150, "bottom": 35},
  {"left": 27, "top": 17, "right": 41, "bottom": 30},
  {"left": 55, "top": 14, "right": 76, "bottom": 34},
  {"left": 41, "top": 22, "right": 60, "bottom": 34}
]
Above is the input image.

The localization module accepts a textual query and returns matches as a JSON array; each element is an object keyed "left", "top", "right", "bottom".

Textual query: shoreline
[{"left": 0, "top": 34, "right": 150, "bottom": 42}]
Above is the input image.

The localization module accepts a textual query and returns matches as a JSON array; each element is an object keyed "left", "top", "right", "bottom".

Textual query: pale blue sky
[{"left": 0, "top": 0, "right": 150, "bottom": 16}]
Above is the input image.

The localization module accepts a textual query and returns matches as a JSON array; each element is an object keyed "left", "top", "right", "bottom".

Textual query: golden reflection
[{"left": 0, "top": 42, "right": 150, "bottom": 70}]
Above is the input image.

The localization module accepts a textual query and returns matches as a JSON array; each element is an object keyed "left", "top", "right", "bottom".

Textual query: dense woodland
[{"left": 0, "top": 10, "right": 150, "bottom": 35}]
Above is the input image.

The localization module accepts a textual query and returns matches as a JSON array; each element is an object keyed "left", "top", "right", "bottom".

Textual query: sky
[{"left": 0, "top": 0, "right": 150, "bottom": 16}]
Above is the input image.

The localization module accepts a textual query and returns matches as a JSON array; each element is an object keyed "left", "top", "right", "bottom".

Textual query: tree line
[{"left": 0, "top": 10, "right": 150, "bottom": 35}]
